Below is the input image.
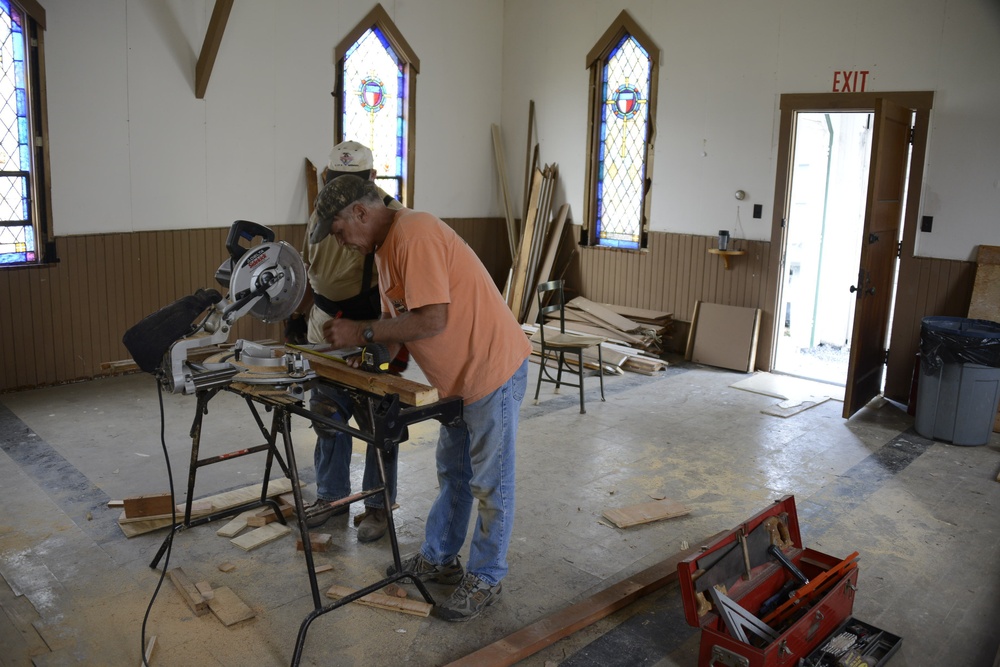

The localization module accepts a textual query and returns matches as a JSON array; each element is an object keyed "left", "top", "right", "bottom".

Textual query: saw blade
[{"left": 229, "top": 241, "right": 307, "bottom": 323}]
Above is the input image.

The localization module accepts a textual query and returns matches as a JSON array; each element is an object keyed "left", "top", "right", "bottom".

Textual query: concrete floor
[{"left": 1, "top": 358, "right": 999, "bottom": 667}]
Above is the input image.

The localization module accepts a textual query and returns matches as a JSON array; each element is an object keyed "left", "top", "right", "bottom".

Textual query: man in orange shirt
[{"left": 310, "top": 174, "right": 531, "bottom": 622}]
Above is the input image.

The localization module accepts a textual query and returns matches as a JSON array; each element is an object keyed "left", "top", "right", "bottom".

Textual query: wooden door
[{"left": 843, "top": 98, "right": 912, "bottom": 418}]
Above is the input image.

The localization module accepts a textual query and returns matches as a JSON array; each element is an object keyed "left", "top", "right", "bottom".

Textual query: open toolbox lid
[{"left": 677, "top": 495, "right": 803, "bottom": 628}]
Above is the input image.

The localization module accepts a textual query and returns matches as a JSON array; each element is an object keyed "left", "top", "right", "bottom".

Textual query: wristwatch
[{"left": 362, "top": 325, "right": 375, "bottom": 343}]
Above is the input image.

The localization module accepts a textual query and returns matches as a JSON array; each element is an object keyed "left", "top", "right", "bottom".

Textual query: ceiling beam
[{"left": 195, "top": 0, "right": 234, "bottom": 99}]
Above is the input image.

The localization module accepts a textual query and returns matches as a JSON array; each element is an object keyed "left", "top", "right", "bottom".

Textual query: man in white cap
[
  {"left": 290, "top": 140, "right": 404, "bottom": 543},
  {"left": 313, "top": 174, "right": 531, "bottom": 622}
]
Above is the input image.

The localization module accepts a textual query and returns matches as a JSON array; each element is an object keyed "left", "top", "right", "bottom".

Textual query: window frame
[
  {"left": 333, "top": 4, "right": 419, "bottom": 208},
  {"left": 0, "top": 0, "right": 53, "bottom": 268},
  {"left": 582, "top": 10, "right": 659, "bottom": 250}
]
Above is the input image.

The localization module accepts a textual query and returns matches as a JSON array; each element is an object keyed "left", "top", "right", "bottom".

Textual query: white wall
[
  {"left": 43, "top": 0, "right": 504, "bottom": 235},
  {"left": 501, "top": 0, "right": 1000, "bottom": 261}
]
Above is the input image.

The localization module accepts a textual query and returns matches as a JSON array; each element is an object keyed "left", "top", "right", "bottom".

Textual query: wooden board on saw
[{"left": 292, "top": 347, "right": 438, "bottom": 406}]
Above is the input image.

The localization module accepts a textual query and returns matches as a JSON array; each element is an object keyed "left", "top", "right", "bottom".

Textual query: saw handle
[{"left": 226, "top": 220, "right": 276, "bottom": 263}]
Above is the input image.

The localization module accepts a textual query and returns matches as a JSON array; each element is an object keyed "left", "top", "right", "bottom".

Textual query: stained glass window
[
  {"left": 596, "top": 34, "right": 650, "bottom": 250},
  {"left": 341, "top": 26, "right": 405, "bottom": 203},
  {"left": 0, "top": 0, "right": 33, "bottom": 264}
]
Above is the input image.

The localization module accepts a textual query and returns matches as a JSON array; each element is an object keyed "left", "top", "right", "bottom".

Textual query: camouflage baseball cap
[{"left": 308, "top": 174, "right": 376, "bottom": 244}]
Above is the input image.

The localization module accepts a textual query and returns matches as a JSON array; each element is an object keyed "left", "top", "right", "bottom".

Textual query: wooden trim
[
  {"left": 16, "top": 0, "right": 45, "bottom": 29},
  {"left": 335, "top": 4, "right": 419, "bottom": 72},
  {"left": 444, "top": 531, "right": 725, "bottom": 667},
  {"left": 195, "top": 0, "right": 234, "bottom": 99},
  {"left": 780, "top": 91, "right": 934, "bottom": 112},
  {"left": 585, "top": 10, "right": 660, "bottom": 67}
]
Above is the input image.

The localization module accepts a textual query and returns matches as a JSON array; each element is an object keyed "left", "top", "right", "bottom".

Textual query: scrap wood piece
[
  {"left": 508, "top": 167, "right": 544, "bottom": 322},
  {"left": 207, "top": 586, "right": 256, "bottom": 626},
  {"left": 297, "top": 532, "right": 334, "bottom": 552},
  {"left": 140, "top": 635, "right": 156, "bottom": 667},
  {"left": 123, "top": 493, "right": 174, "bottom": 519},
  {"left": 215, "top": 509, "right": 260, "bottom": 538},
  {"left": 117, "top": 478, "right": 299, "bottom": 538},
  {"left": 492, "top": 123, "right": 518, "bottom": 258},
  {"left": 443, "top": 530, "right": 726, "bottom": 667},
  {"left": 601, "top": 303, "right": 673, "bottom": 325},
  {"left": 687, "top": 301, "right": 762, "bottom": 373},
  {"left": 230, "top": 522, "right": 291, "bottom": 551},
  {"left": 195, "top": 581, "right": 215, "bottom": 600},
  {"left": 602, "top": 498, "right": 691, "bottom": 529},
  {"left": 166, "top": 567, "right": 209, "bottom": 616},
  {"left": 326, "top": 584, "right": 431, "bottom": 617}
]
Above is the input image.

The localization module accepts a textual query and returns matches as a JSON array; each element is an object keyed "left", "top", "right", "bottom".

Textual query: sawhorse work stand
[{"left": 148, "top": 358, "right": 463, "bottom": 667}]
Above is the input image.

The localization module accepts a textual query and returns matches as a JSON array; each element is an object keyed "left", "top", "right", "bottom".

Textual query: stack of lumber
[
  {"left": 506, "top": 164, "right": 565, "bottom": 324},
  {"left": 523, "top": 296, "right": 671, "bottom": 376}
]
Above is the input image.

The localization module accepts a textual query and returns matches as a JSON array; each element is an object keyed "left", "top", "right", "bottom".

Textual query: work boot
[
  {"left": 386, "top": 552, "right": 464, "bottom": 585},
  {"left": 434, "top": 573, "right": 502, "bottom": 622},
  {"left": 357, "top": 506, "right": 388, "bottom": 542},
  {"left": 303, "top": 498, "right": 347, "bottom": 528}
]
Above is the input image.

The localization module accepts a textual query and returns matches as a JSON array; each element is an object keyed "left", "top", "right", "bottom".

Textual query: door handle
[{"left": 849, "top": 285, "right": 859, "bottom": 293}]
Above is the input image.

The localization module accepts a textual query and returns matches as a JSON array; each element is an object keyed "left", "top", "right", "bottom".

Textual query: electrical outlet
[
  {"left": 921, "top": 215, "right": 933, "bottom": 232},
  {"left": 753, "top": 204, "right": 763, "bottom": 219}
]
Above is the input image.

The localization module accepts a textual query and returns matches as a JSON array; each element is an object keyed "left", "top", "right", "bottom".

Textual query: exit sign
[{"left": 833, "top": 70, "right": 870, "bottom": 92}]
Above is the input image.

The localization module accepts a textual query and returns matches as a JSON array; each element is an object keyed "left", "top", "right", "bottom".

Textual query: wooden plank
[
  {"left": 195, "top": 0, "right": 235, "bottom": 99},
  {"left": 601, "top": 498, "right": 691, "bottom": 528},
  {"left": 689, "top": 302, "right": 761, "bottom": 372},
  {"left": 140, "top": 635, "right": 156, "bottom": 667},
  {"left": 230, "top": 522, "right": 291, "bottom": 551},
  {"left": 509, "top": 168, "right": 543, "bottom": 322},
  {"left": 293, "top": 347, "right": 439, "bottom": 406},
  {"left": 491, "top": 124, "right": 517, "bottom": 258},
  {"left": 207, "top": 586, "right": 256, "bottom": 626},
  {"left": 166, "top": 567, "right": 209, "bottom": 616},
  {"left": 968, "top": 244, "right": 1000, "bottom": 322},
  {"left": 326, "top": 584, "right": 432, "bottom": 617},
  {"left": 215, "top": 509, "right": 259, "bottom": 538},
  {"left": 444, "top": 531, "right": 726, "bottom": 667},
  {"left": 522, "top": 100, "right": 535, "bottom": 222},
  {"left": 567, "top": 296, "right": 643, "bottom": 333}
]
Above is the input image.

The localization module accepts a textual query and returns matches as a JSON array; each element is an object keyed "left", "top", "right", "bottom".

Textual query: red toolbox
[{"left": 678, "top": 496, "right": 860, "bottom": 667}]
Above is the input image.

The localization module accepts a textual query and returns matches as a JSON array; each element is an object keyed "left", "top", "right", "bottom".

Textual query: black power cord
[{"left": 139, "top": 378, "right": 178, "bottom": 666}]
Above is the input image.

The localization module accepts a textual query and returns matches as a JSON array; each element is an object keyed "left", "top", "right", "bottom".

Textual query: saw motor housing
[{"left": 123, "top": 220, "right": 313, "bottom": 395}]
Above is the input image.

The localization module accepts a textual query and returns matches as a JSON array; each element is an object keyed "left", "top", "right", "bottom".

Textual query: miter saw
[{"left": 123, "top": 220, "right": 316, "bottom": 396}]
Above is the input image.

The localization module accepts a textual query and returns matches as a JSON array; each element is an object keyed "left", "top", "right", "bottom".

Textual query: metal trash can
[{"left": 915, "top": 316, "right": 1000, "bottom": 446}]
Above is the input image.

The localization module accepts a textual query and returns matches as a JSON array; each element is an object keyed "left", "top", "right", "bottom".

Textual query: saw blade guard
[{"left": 225, "top": 240, "right": 307, "bottom": 323}]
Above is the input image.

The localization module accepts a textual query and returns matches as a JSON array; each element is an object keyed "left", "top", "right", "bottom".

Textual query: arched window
[
  {"left": 334, "top": 4, "right": 418, "bottom": 206},
  {"left": 0, "top": 0, "right": 51, "bottom": 265},
  {"left": 583, "top": 11, "right": 658, "bottom": 250}
]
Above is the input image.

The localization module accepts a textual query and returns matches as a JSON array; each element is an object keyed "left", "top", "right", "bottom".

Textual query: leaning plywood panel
[{"left": 689, "top": 301, "right": 761, "bottom": 373}]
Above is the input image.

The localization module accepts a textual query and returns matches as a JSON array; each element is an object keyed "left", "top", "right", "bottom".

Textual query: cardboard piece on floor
[
  {"left": 230, "top": 523, "right": 291, "bottom": 551},
  {"left": 730, "top": 372, "right": 844, "bottom": 403},
  {"left": 208, "top": 586, "right": 255, "bottom": 626},
  {"left": 602, "top": 498, "right": 691, "bottom": 529},
  {"left": 761, "top": 397, "right": 830, "bottom": 418},
  {"left": 326, "top": 584, "right": 432, "bottom": 617},
  {"left": 687, "top": 301, "right": 761, "bottom": 373}
]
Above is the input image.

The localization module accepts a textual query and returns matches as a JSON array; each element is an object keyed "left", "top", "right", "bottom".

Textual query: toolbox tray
[
  {"left": 800, "top": 617, "right": 902, "bottom": 666},
  {"left": 678, "top": 496, "right": 859, "bottom": 667}
]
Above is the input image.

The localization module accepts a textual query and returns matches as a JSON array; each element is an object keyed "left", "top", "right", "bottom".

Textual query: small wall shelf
[{"left": 708, "top": 248, "right": 746, "bottom": 270}]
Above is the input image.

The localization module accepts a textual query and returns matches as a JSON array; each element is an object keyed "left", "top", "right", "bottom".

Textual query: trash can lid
[{"left": 921, "top": 316, "right": 1000, "bottom": 339}]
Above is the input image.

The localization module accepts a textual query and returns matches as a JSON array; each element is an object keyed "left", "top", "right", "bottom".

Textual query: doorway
[{"left": 774, "top": 112, "right": 873, "bottom": 386}]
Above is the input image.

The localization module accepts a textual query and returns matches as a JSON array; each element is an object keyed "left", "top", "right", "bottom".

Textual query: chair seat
[{"left": 542, "top": 332, "right": 607, "bottom": 348}]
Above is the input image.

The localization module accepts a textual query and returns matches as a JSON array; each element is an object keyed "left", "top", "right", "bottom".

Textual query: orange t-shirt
[{"left": 375, "top": 209, "right": 531, "bottom": 404}]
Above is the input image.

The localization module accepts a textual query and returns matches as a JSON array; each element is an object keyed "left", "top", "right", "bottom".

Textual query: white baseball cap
[{"left": 328, "top": 140, "right": 373, "bottom": 173}]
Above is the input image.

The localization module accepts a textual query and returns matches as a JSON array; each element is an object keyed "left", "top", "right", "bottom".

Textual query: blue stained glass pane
[
  {"left": 594, "top": 33, "right": 650, "bottom": 249},
  {"left": 342, "top": 26, "right": 406, "bottom": 193}
]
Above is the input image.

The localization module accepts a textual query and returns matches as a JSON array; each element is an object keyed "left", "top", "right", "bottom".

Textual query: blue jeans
[
  {"left": 310, "top": 382, "right": 396, "bottom": 509},
  {"left": 419, "top": 359, "right": 528, "bottom": 586}
]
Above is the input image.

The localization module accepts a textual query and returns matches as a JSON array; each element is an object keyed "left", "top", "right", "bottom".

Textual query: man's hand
[{"left": 322, "top": 317, "right": 365, "bottom": 349}]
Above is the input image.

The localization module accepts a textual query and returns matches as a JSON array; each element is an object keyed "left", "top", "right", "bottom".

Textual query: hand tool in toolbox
[
  {"left": 800, "top": 617, "right": 903, "bottom": 666},
  {"left": 677, "top": 495, "right": 861, "bottom": 666}
]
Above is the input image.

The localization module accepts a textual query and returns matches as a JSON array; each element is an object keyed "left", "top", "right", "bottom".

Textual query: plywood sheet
[
  {"left": 689, "top": 302, "right": 761, "bottom": 373},
  {"left": 602, "top": 498, "right": 691, "bottom": 528}
]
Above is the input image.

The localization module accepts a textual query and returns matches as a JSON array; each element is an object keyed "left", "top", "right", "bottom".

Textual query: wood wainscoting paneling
[
  {"left": 573, "top": 231, "right": 773, "bottom": 326},
  {"left": 0, "top": 218, "right": 507, "bottom": 393}
]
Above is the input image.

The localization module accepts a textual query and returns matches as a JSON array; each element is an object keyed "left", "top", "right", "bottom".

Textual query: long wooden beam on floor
[{"left": 443, "top": 530, "right": 726, "bottom": 667}]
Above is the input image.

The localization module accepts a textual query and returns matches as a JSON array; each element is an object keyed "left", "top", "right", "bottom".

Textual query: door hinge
[
  {"left": 781, "top": 217, "right": 786, "bottom": 229},
  {"left": 884, "top": 349, "right": 889, "bottom": 365},
  {"left": 897, "top": 241, "right": 902, "bottom": 258},
  {"left": 909, "top": 128, "right": 915, "bottom": 145}
]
